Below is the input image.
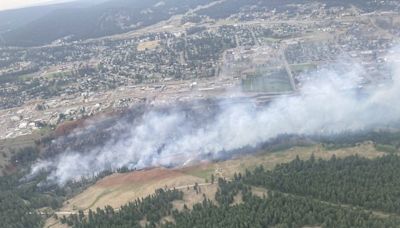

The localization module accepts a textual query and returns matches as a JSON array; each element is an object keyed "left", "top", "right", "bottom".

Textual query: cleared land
[
  {"left": 62, "top": 168, "right": 205, "bottom": 212},
  {"left": 137, "top": 40, "right": 160, "bottom": 51}
]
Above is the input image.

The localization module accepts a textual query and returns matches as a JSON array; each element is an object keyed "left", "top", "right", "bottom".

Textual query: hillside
[
  {"left": 0, "top": 0, "right": 214, "bottom": 46},
  {"left": 54, "top": 146, "right": 400, "bottom": 227},
  {"left": 2, "top": 0, "right": 397, "bottom": 47},
  {"left": 0, "top": 0, "right": 105, "bottom": 33},
  {"left": 45, "top": 143, "right": 384, "bottom": 222}
]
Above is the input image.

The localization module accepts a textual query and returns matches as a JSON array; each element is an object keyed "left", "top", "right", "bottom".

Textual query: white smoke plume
[{"left": 32, "top": 47, "right": 400, "bottom": 185}]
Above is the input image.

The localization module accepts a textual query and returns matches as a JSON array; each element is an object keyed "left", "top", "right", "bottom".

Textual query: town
[{"left": 0, "top": 1, "right": 399, "bottom": 140}]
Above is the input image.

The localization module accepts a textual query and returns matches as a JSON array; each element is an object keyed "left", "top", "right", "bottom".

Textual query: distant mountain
[
  {"left": 0, "top": 0, "right": 387, "bottom": 47},
  {"left": 0, "top": 0, "right": 214, "bottom": 47},
  {"left": 0, "top": 5, "right": 64, "bottom": 33},
  {"left": 0, "top": 0, "right": 105, "bottom": 33},
  {"left": 195, "top": 0, "right": 389, "bottom": 20}
]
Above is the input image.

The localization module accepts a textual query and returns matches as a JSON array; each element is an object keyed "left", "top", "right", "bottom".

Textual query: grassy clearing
[
  {"left": 43, "top": 71, "right": 73, "bottom": 80},
  {"left": 242, "top": 69, "right": 292, "bottom": 93},
  {"left": 181, "top": 142, "right": 385, "bottom": 182},
  {"left": 181, "top": 165, "right": 214, "bottom": 180},
  {"left": 137, "top": 40, "right": 160, "bottom": 51},
  {"left": 19, "top": 72, "right": 39, "bottom": 80},
  {"left": 62, "top": 169, "right": 204, "bottom": 212},
  {"left": 375, "top": 144, "right": 398, "bottom": 153},
  {"left": 173, "top": 184, "right": 218, "bottom": 210},
  {"left": 251, "top": 186, "right": 269, "bottom": 198}
]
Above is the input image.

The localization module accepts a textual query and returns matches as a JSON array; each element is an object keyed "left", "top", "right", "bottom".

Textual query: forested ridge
[
  {"left": 243, "top": 154, "right": 400, "bottom": 214},
  {"left": 63, "top": 154, "right": 400, "bottom": 228}
]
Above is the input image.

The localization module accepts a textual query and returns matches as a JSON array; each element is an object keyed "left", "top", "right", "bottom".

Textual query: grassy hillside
[
  {"left": 58, "top": 148, "right": 400, "bottom": 228},
  {"left": 59, "top": 143, "right": 384, "bottom": 213},
  {"left": 0, "top": 0, "right": 214, "bottom": 46}
]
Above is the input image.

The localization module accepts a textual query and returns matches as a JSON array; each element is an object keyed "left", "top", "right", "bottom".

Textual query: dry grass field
[
  {"left": 62, "top": 168, "right": 205, "bottom": 212},
  {"left": 137, "top": 40, "right": 160, "bottom": 51},
  {"left": 182, "top": 142, "right": 384, "bottom": 180}
]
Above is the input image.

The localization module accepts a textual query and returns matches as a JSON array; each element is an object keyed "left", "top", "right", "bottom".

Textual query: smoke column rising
[{"left": 31, "top": 47, "right": 400, "bottom": 185}]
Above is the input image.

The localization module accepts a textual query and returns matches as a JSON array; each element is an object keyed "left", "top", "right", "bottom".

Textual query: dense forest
[
  {"left": 168, "top": 182, "right": 399, "bottom": 227},
  {"left": 63, "top": 154, "right": 400, "bottom": 228},
  {"left": 243, "top": 154, "right": 400, "bottom": 214},
  {"left": 0, "top": 173, "right": 44, "bottom": 228}
]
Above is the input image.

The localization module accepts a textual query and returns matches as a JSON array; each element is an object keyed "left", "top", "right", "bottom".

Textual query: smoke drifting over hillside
[{"left": 32, "top": 47, "right": 400, "bottom": 185}]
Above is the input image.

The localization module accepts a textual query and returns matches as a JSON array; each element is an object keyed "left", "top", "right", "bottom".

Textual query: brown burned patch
[
  {"left": 55, "top": 119, "right": 87, "bottom": 137},
  {"left": 96, "top": 168, "right": 183, "bottom": 188},
  {"left": 54, "top": 109, "right": 127, "bottom": 137}
]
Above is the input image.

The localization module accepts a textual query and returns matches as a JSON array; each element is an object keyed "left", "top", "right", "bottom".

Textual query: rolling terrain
[{"left": 0, "top": 0, "right": 214, "bottom": 46}]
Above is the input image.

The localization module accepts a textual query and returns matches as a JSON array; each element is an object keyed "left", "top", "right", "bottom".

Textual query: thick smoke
[{"left": 32, "top": 47, "right": 400, "bottom": 185}]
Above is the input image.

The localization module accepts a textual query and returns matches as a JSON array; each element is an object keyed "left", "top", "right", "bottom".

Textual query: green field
[{"left": 242, "top": 68, "right": 292, "bottom": 93}]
